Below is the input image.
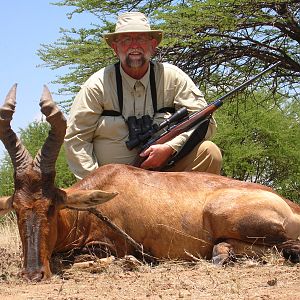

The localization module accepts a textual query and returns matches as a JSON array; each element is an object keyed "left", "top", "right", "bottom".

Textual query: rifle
[{"left": 131, "top": 61, "right": 281, "bottom": 168}]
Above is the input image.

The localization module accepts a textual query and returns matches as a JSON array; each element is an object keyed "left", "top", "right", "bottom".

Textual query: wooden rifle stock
[
  {"left": 133, "top": 62, "right": 281, "bottom": 168},
  {"left": 132, "top": 102, "right": 220, "bottom": 167}
]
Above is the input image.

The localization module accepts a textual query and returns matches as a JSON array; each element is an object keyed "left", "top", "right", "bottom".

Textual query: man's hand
[{"left": 139, "top": 144, "right": 175, "bottom": 169}]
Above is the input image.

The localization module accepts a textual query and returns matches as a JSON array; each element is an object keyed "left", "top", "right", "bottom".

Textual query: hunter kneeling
[{"left": 64, "top": 11, "right": 222, "bottom": 179}]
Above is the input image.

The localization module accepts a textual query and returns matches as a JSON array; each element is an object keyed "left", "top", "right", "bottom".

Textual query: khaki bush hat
[{"left": 104, "top": 12, "right": 163, "bottom": 47}]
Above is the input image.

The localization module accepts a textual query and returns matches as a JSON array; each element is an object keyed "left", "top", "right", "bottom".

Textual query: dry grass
[
  {"left": 0, "top": 214, "right": 20, "bottom": 250},
  {"left": 0, "top": 214, "right": 22, "bottom": 282},
  {"left": 1, "top": 220, "right": 300, "bottom": 299}
]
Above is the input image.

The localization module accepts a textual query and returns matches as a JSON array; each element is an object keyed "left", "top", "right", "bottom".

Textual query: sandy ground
[{"left": 1, "top": 247, "right": 300, "bottom": 300}]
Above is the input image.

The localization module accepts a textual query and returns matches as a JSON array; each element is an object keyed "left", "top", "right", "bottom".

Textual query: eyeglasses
[{"left": 115, "top": 36, "right": 152, "bottom": 46}]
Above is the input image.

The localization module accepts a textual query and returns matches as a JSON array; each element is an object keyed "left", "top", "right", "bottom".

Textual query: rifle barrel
[
  {"left": 134, "top": 61, "right": 281, "bottom": 167},
  {"left": 216, "top": 61, "right": 281, "bottom": 104}
]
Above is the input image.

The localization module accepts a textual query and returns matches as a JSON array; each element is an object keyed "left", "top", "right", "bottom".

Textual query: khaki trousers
[{"left": 168, "top": 141, "right": 222, "bottom": 175}]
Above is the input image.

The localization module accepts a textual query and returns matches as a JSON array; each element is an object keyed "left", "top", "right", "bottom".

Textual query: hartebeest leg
[
  {"left": 212, "top": 238, "right": 300, "bottom": 265},
  {"left": 212, "top": 242, "right": 236, "bottom": 265},
  {"left": 279, "top": 240, "right": 300, "bottom": 263},
  {"left": 212, "top": 239, "right": 271, "bottom": 265}
]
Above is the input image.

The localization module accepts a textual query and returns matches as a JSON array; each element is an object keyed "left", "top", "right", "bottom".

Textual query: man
[{"left": 64, "top": 11, "right": 222, "bottom": 180}]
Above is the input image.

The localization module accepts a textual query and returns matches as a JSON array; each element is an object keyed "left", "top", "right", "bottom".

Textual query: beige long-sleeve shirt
[{"left": 64, "top": 61, "right": 217, "bottom": 179}]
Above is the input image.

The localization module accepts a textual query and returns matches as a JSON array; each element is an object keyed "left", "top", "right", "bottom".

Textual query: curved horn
[
  {"left": 33, "top": 85, "right": 66, "bottom": 174},
  {"left": 0, "top": 84, "right": 33, "bottom": 173}
]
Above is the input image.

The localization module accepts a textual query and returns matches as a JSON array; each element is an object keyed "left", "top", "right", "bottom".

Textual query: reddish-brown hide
[{"left": 1, "top": 85, "right": 300, "bottom": 281}]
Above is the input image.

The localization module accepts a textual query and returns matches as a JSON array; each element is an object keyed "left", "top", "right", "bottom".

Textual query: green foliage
[
  {"left": 0, "top": 155, "right": 14, "bottom": 196},
  {"left": 55, "top": 146, "right": 77, "bottom": 188},
  {"left": 213, "top": 92, "right": 300, "bottom": 202},
  {"left": 19, "top": 121, "right": 51, "bottom": 157},
  {"left": 0, "top": 121, "right": 76, "bottom": 196},
  {"left": 157, "top": 0, "right": 300, "bottom": 97},
  {"left": 35, "top": 1, "right": 299, "bottom": 202},
  {"left": 40, "top": 0, "right": 299, "bottom": 103}
]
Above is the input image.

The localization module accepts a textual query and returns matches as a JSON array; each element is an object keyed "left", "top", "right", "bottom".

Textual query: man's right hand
[{"left": 139, "top": 144, "right": 174, "bottom": 169}]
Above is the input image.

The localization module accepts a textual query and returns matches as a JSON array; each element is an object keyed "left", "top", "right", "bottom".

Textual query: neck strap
[{"left": 102, "top": 62, "right": 175, "bottom": 117}]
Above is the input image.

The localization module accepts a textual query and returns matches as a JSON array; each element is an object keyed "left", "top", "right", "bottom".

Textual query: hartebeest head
[{"left": 0, "top": 85, "right": 117, "bottom": 281}]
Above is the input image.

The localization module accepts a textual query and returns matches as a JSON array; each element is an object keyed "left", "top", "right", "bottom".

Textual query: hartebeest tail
[{"left": 1, "top": 84, "right": 300, "bottom": 282}]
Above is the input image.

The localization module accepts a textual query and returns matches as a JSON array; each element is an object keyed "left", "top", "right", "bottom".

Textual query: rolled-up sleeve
[{"left": 64, "top": 83, "right": 103, "bottom": 180}]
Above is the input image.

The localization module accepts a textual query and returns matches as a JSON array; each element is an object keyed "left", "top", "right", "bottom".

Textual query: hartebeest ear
[
  {"left": 64, "top": 189, "right": 118, "bottom": 209},
  {"left": 0, "top": 196, "right": 13, "bottom": 216}
]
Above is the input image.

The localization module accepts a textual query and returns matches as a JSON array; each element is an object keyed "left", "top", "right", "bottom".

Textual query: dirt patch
[
  {"left": 1, "top": 249, "right": 300, "bottom": 300},
  {"left": 0, "top": 247, "right": 22, "bottom": 282}
]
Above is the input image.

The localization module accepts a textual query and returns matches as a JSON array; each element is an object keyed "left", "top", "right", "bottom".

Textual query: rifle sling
[{"left": 163, "top": 117, "right": 211, "bottom": 170}]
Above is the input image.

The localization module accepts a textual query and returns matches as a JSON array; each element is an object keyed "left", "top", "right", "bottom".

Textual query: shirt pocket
[{"left": 94, "top": 116, "right": 128, "bottom": 141}]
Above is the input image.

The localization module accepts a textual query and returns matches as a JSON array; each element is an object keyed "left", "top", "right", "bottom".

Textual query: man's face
[{"left": 112, "top": 32, "right": 158, "bottom": 69}]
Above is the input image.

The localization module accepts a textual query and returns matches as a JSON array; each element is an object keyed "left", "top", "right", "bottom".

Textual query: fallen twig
[{"left": 68, "top": 207, "right": 157, "bottom": 264}]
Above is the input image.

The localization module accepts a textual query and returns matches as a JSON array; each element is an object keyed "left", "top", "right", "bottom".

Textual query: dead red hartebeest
[{"left": 0, "top": 84, "right": 300, "bottom": 281}]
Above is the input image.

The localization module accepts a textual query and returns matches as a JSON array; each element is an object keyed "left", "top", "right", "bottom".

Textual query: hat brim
[{"left": 104, "top": 30, "right": 163, "bottom": 47}]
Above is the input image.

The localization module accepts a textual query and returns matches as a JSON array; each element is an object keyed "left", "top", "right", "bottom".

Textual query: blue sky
[{"left": 0, "top": 1, "right": 98, "bottom": 157}]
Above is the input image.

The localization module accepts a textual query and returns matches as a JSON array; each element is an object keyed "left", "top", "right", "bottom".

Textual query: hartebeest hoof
[
  {"left": 212, "top": 242, "right": 236, "bottom": 265},
  {"left": 280, "top": 240, "right": 300, "bottom": 263}
]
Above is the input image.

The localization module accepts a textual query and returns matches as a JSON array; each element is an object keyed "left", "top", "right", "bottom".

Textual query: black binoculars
[
  {"left": 126, "top": 115, "right": 154, "bottom": 150},
  {"left": 125, "top": 107, "right": 189, "bottom": 150}
]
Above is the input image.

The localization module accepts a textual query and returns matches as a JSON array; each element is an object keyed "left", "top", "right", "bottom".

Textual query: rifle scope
[{"left": 126, "top": 107, "right": 189, "bottom": 150}]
